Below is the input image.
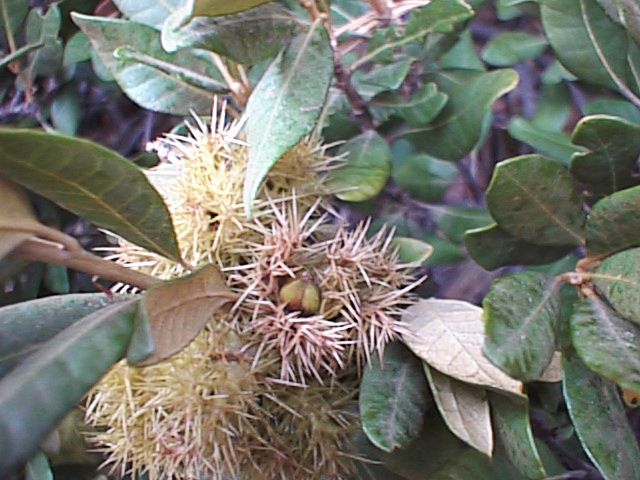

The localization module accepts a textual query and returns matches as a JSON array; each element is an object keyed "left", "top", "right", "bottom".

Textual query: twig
[
  {"left": 12, "top": 237, "right": 160, "bottom": 290},
  {"left": 334, "top": 60, "right": 375, "bottom": 130}
]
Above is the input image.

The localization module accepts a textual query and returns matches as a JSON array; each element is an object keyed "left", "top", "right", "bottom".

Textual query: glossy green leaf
[
  {"left": 585, "top": 185, "right": 640, "bottom": 256},
  {"left": 464, "top": 223, "right": 574, "bottom": 271},
  {"left": 0, "top": 300, "right": 137, "bottom": 475},
  {"left": 327, "top": 130, "right": 392, "bottom": 202},
  {"left": 541, "top": 0, "right": 640, "bottom": 98},
  {"left": 439, "top": 30, "right": 486, "bottom": 71},
  {"left": 161, "top": 3, "right": 302, "bottom": 64},
  {"left": 72, "top": 14, "right": 226, "bottom": 115},
  {"left": 592, "top": 247, "right": 640, "bottom": 325},
  {"left": 482, "top": 32, "right": 547, "bottom": 66},
  {"left": 570, "top": 114, "right": 640, "bottom": 195},
  {"left": 191, "top": 0, "right": 271, "bottom": 17},
  {"left": 507, "top": 117, "right": 582, "bottom": 166},
  {"left": 243, "top": 23, "right": 332, "bottom": 217},
  {"left": 392, "top": 237, "right": 434, "bottom": 265},
  {"left": 489, "top": 393, "right": 547, "bottom": 479},
  {"left": 352, "top": 60, "right": 413, "bottom": 100},
  {"left": 483, "top": 272, "right": 560, "bottom": 381},
  {"left": 0, "top": 128, "right": 182, "bottom": 262},
  {"left": 0, "top": 293, "right": 127, "bottom": 376},
  {"left": 486, "top": 155, "right": 586, "bottom": 246},
  {"left": 392, "top": 153, "right": 457, "bottom": 202},
  {"left": 571, "top": 296, "right": 640, "bottom": 391},
  {"left": 585, "top": 98, "right": 640, "bottom": 124},
  {"left": 404, "top": 69, "right": 518, "bottom": 161},
  {"left": 425, "top": 365, "right": 493, "bottom": 457},
  {"left": 360, "top": 342, "right": 430, "bottom": 452},
  {"left": 0, "top": 0, "right": 28, "bottom": 35},
  {"left": 563, "top": 354, "right": 640, "bottom": 480},
  {"left": 389, "top": 83, "right": 449, "bottom": 128},
  {"left": 113, "top": 0, "right": 182, "bottom": 28},
  {"left": 427, "top": 205, "right": 492, "bottom": 244}
]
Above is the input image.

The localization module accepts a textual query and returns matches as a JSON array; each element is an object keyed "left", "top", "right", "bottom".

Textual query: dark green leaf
[
  {"left": 570, "top": 114, "right": 640, "bottom": 195},
  {"left": 62, "top": 32, "right": 91, "bottom": 66},
  {"left": 464, "top": 223, "right": 574, "bottom": 271},
  {"left": 43, "top": 265, "right": 69, "bottom": 294},
  {"left": 531, "top": 83, "right": 572, "bottom": 132},
  {"left": 483, "top": 272, "right": 560, "bottom": 381},
  {"left": 113, "top": 0, "right": 182, "bottom": 28},
  {"left": 0, "top": 300, "right": 137, "bottom": 475},
  {"left": 571, "top": 296, "right": 640, "bottom": 391},
  {"left": 388, "top": 83, "right": 449, "bottom": 128},
  {"left": 360, "top": 342, "right": 430, "bottom": 452},
  {"left": 191, "top": 0, "right": 272, "bottom": 17},
  {"left": 161, "top": 3, "right": 302, "bottom": 64},
  {"left": 24, "top": 451, "right": 52, "bottom": 480},
  {"left": 482, "top": 32, "right": 547, "bottom": 66},
  {"left": 585, "top": 98, "right": 640, "bottom": 124},
  {"left": 541, "top": 0, "right": 640, "bottom": 98},
  {"left": 24, "top": 5, "right": 63, "bottom": 80},
  {"left": 427, "top": 205, "right": 492, "bottom": 243},
  {"left": 489, "top": 393, "right": 547, "bottom": 479},
  {"left": 0, "top": 293, "right": 127, "bottom": 376},
  {"left": 392, "top": 153, "right": 457, "bottom": 202},
  {"left": 585, "top": 185, "right": 640, "bottom": 256},
  {"left": 391, "top": 237, "right": 434, "bottom": 265},
  {"left": 404, "top": 69, "right": 519, "bottom": 161},
  {"left": 352, "top": 60, "right": 413, "bottom": 100},
  {"left": 72, "top": 14, "right": 226, "bottom": 115},
  {"left": 243, "top": 23, "right": 332, "bottom": 217},
  {"left": 486, "top": 155, "right": 586, "bottom": 246},
  {"left": 439, "top": 30, "right": 486, "bottom": 71},
  {"left": 507, "top": 117, "right": 582, "bottom": 166},
  {"left": 51, "top": 87, "right": 81, "bottom": 136},
  {"left": 592, "top": 247, "right": 640, "bottom": 325},
  {"left": 562, "top": 354, "right": 640, "bottom": 480},
  {"left": 0, "top": 128, "right": 182, "bottom": 262},
  {"left": 328, "top": 131, "right": 392, "bottom": 202}
]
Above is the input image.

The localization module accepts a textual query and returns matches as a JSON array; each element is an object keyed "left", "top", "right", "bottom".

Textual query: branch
[
  {"left": 334, "top": 60, "right": 375, "bottom": 131},
  {"left": 12, "top": 238, "right": 160, "bottom": 290}
]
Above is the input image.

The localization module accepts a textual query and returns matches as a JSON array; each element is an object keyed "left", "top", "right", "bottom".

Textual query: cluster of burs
[{"left": 86, "top": 114, "right": 419, "bottom": 479}]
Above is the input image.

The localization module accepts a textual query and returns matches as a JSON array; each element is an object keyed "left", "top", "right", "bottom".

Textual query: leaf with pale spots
[{"left": 402, "top": 298, "right": 524, "bottom": 397}]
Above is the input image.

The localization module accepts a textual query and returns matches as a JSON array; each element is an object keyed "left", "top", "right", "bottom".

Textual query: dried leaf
[
  {"left": 135, "top": 264, "right": 235, "bottom": 366},
  {"left": 425, "top": 364, "right": 493, "bottom": 457},
  {"left": 402, "top": 298, "right": 523, "bottom": 396}
]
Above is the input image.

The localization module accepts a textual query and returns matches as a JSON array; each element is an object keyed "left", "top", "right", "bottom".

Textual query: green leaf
[
  {"left": 507, "top": 117, "right": 582, "bottom": 166},
  {"left": 439, "top": 30, "right": 486, "bottom": 71},
  {"left": 392, "top": 152, "right": 457, "bottom": 202},
  {"left": 0, "top": 128, "right": 182, "bottom": 262},
  {"left": 0, "top": 300, "right": 137, "bottom": 475},
  {"left": 0, "top": 293, "right": 127, "bottom": 376},
  {"left": 489, "top": 393, "right": 547, "bottom": 479},
  {"left": 24, "top": 5, "right": 63, "bottom": 81},
  {"left": 482, "top": 32, "right": 547, "bottom": 66},
  {"left": 328, "top": 131, "right": 392, "bottom": 202},
  {"left": 571, "top": 296, "right": 640, "bottom": 391},
  {"left": 243, "top": 23, "right": 332, "bottom": 217},
  {"left": 592, "top": 247, "right": 640, "bottom": 324},
  {"left": 486, "top": 155, "right": 586, "bottom": 246},
  {"left": 387, "top": 83, "right": 449, "bottom": 128},
  {"left": 531, "top": 83, "right": 573, "bottom": 132},
  {"left": 161, "top": 3, "right": 302, "bottom": 64},
  {"left": 24, "top": 451, "right": 52, "bottom": 480},
  {"left": 483, "top": 272, "right": 560, "bottom": 381},
  {"left": 585, "top": 185, "right": 640, "bottom": 256},
  {"left": 585, "top": 98, "right": 640, "bottom": 124},
  {"left": 191, "top": 0, "right": 272, "bottom": 17},
  {"left": 541, "top": 0, "right": 640, "bottom": 99},
  {"left": 352, "top": 0, "right": 474, "bottom": 70},
  {"left": 51, "top": 87, "right": 81, "bottom": 136},
  {"left": 391, "top": 237, "right": 434, "bottom": 265},
  {"left": 62, "top": 32, "right": 91, "bottom": 67},
  {"left": 72, "top": 14, "right": 226, "bottom": 115},
  {"left": 359, "top": 342, "right": 431, "bottom": 452},
  {"left": 570, "top": 114, "right": 640, "bottom": 195},
  {"left": 0, "top": 0, "right": 28, "bottom": 35},
  {"left": 352, "top": 60, "right": 413, "bottom": 100},
  {"left": 425, "top": 365, "right": 493, "bottom": 457},
  {"left": 464, "top": 223, "right": 573, "bottom": 271},
  {"left": 427, "top": 205, "right": 492, "bottom": 244},
  {"left": 113, "top": 0, "right": 182, "bottom": 28},
  {"left": 562, "top": 354, "right": 640, "bottom": 480},
  {"left": 43, "top": 265, "right": 69, "bottom": 294},
  {"left": 404, "top": 69, "right": 519, "bottom": 161}
]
